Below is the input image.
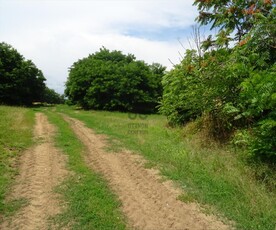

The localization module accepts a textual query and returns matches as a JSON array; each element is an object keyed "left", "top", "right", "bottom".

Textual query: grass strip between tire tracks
[{"left": 45, "top": 110, "right": 126, "bottom": 230}]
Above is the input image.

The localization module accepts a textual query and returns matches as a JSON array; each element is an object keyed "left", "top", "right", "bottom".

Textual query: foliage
[
  {"left": 0, "top": 42, "right": 46, "bottom": 106},
  {"left": 42, "top": 87, "right": 65, "bottom": 104},
  {"left": 160, "top": 3, "right": 276, "bottom": 159},
  {"left": 245, "top": 6, "right": 276, "bottom": 64},
  {"left": 193, "top": 0, "right": 274, "bottom": 42},
  {"left": 240, "top": 65, "right": 276, "bottom": 159},
  {"left": 65, "top": 47, "right": 165, "bottom": 113},
  {"left": 159, "top": 50, "right": 201, "bottom": 125},
  {"left": 160, "top": 48, "right": 248, "bottom": 136}
]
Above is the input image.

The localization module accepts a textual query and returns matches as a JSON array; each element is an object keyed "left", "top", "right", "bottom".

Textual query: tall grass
[
  {"left": 0, "top": 106, "right": 34, "bottom": 219},
  {"left": 57, "top": 105, "right": 276, "bottom": 230}
]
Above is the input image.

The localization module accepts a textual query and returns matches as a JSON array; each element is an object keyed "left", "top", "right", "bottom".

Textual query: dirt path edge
[
  {"left": 63, "top": 114, "right": 231, "bottom": 230},
  {"left": 1, "top": 113, "right": 68, "bottom": 230}
]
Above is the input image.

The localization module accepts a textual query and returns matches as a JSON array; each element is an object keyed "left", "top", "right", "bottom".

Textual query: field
[{"left": 0, "top": 105, "right": 275, "bottom": 230}]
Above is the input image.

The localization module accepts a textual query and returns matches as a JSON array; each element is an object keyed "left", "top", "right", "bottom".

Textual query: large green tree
[
  {"left": 65, "top": 47, "right": 165, "bottom": 113},
  {"left": 0, "top": 42, "right": 46, "bottom": 105},
  {"left": 194, "top": 0, "right": 274, "bottom": 43}
]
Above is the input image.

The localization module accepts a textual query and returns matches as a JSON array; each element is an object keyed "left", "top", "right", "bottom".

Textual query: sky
[{"left": 0, "top": 0, "right": 199, "bottom": 94}]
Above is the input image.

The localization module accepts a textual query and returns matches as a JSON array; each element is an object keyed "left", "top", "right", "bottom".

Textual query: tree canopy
[
  {"left": 42, "top": 87, "right": 65, "bottom": 104},
  {"left": 65, "top": 47, "right": 166, "bottom": 113},
  {"left": 160, "top": 2, "right": 276, "bottom": 159},
  {"left": 0, "top": 42, "right": 46, "bottom": 105},
  {"left": 0, "top": 42, "right": 64, "bottom": 106},
  {"left": 194, "top": 0, "right": 274, "bottom": 45}
]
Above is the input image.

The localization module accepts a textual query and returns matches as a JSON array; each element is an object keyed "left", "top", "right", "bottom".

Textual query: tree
[
  {"left": 0, "top": 42, "right": 46, "bottom": 105},
  {"left": 43, "top": 87, "right": 64, "bottom": 104},
  {"left": 160, "top": 1, "right": 276, "bottom": 158},
  {"left": 194, "top": 0, "right": 274, "bottom": 42},
  {"left": 244, "top": 6, "right": 276, "bottom": 64},
  {"left": 65, "top": 47, "right": 165, "bottom": 113}
]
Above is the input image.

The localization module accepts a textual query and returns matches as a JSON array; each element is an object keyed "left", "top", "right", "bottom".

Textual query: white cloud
[{"left": 0, "top": 0, "right": 198, "bottom": 93}]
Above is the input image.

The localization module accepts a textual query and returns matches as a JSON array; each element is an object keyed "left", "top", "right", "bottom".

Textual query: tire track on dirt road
[
  {"left": 63, "top": 115, "right": 231, "bottom": 230},
  {"left": 1, "top": 113, "right": 68, "bottom": 230}
]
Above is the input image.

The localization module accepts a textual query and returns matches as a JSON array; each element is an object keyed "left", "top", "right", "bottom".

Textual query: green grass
[
  {"left": 0, "top": 106, "right": 35, "bottom": 219},
  {"left": 44, "top": 110, "right": 126, "bottom": 230},
  {"left": 56, "top": 105, "right": 276, "bottom": 230}
]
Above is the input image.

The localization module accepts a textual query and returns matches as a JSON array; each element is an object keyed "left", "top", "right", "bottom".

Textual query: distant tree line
[
  {"left": 43, "top": 87, "right": 65, "bottom": 104},
  {"left": 0, "top": 42, "right": 63, "bottom": 106},
  {"left": 65, "top": 47, "right": 166, "bottom": 113}
]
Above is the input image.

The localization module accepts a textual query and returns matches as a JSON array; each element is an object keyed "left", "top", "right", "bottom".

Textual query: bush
[
  {"left": 251, "top": 119, "right": 276, "bottom": 160},
  {"left": 65, "top": 47, "right": 165, "bottom": 113},
  {"left": 240, "top": 65, "right": 276, "bottom": 159},
  {"left": 159, "top": 42, "right": 275, "bottom": 160}
]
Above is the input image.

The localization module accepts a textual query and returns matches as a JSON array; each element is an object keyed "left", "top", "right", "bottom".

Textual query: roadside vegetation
[
  {"left": 45, "top": 109, "right": 126, "bottom": 229},
  {"left": 0, "top": 106, "right": 34, "bottom": 219},
  {"left": 57, "top": 105, "right": 276, "bottom": 230},
  {"left": 0, "top": 42, "right": 64, "bottom": 106},
  {"left": 160, "top": 1, "right": 275, "bottom": 161}
]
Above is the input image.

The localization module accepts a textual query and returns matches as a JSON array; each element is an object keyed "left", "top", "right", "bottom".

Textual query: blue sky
[
  {"left": 123, "top": 26, "right": 193, "bottom": 41},
  {"left": 0, "top": 0, "right": 200, "bottom": 94}
]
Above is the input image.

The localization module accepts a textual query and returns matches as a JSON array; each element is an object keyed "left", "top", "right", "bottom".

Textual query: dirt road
[
  {"left": 1, "top": 113, "right": 68, "bottom": 230},
  {"left": 1, "top": 112, "right": 230, "bottom": 229},
  {"left": 64, "top": 115, "right": 230, "bottom": 230}
]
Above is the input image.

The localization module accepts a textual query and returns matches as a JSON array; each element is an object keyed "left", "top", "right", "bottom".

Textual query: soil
[
  {"left": 1, "top": 113, "right": 68, "bottom": 230},
  {"left": 63, "top": 115, "right": 231, "bottom": 230}
]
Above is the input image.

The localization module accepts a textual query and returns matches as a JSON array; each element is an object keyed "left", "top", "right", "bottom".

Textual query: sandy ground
[
  {"left": 64, "top": 115, "right": 231, "bottom": 230},
  {"left": 1, "top": 113, "right": 68, "bottom": 230}
]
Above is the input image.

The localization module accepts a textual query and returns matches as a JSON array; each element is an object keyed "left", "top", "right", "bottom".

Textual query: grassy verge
[
  {"left": 57, "top": 105, "right": 276, "bottom": 230},
  {"left": 0, "top": 106, "right": 35, "bottom": 218},
  {"left": 44, "top": 110, "right": 126, "bottom": 229}
]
